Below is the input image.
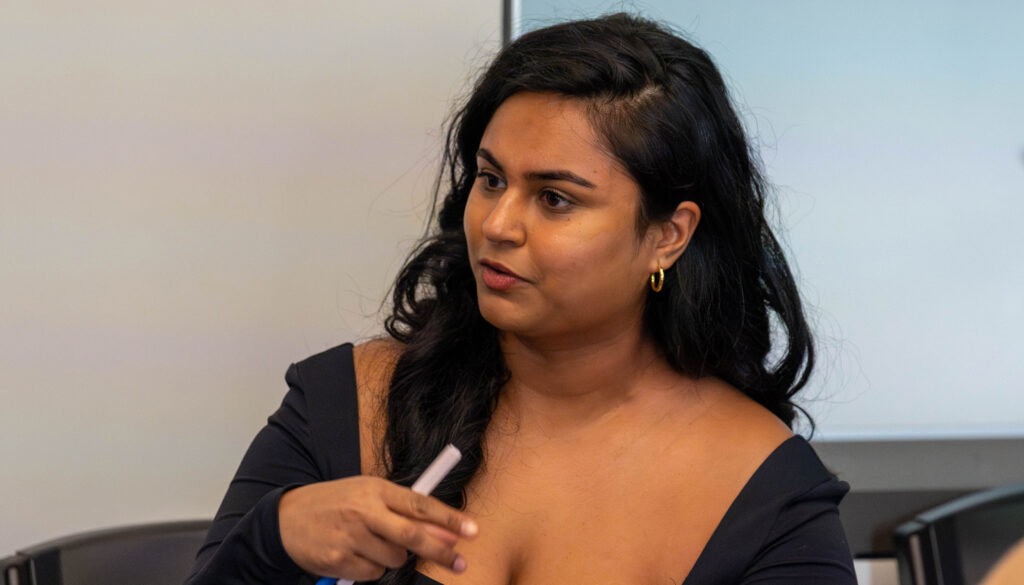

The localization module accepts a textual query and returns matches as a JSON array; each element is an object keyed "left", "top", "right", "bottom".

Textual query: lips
[{"left": 480, "top": 260, "right": 525, "bottom": 291}]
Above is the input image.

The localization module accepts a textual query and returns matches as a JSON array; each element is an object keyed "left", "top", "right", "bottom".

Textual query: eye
[
  {"left": 540, "top": 189, "right": 572, "bottom": 210},
  {"left": 476, "top": 170, "right": 506, "bottom": 191}
]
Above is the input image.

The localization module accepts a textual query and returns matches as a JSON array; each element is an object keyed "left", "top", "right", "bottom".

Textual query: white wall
[{"left": 0, "top": 1, "right": 501, "bottom": 553}]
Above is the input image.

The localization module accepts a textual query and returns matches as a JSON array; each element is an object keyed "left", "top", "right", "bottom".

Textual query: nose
[{"left": 480, "top": 191, "right": 526, "bottom": 246}]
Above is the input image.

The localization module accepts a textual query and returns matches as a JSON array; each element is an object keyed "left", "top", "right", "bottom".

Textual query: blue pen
[{"left": 316, "top": 444, "right": 463, "bottom": 585}]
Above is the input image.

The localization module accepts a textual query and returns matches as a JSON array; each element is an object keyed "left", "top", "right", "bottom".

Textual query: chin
[
  {"left": 475, "top": 290, "right": 537, "bottom": 335},
  {"left": 476, "top": 299, "right": 522, "bottom": 333}
]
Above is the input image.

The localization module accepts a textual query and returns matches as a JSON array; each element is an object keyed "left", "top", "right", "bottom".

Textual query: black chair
[
  {"left": 1, "top": 520, "right": 210, "bottom": 585},
  {"left": 895, "top": 484, "right": 1024, "bottom": 585}
]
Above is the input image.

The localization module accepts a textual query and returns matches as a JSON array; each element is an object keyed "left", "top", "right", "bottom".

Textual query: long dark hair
[{"left": 379, "top": 13, "right": 814, "bottom": 583}]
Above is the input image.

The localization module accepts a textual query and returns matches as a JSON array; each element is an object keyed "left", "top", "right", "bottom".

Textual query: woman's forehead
[{"left": 478, "top": 92, "right": 622, "bottom": 183}]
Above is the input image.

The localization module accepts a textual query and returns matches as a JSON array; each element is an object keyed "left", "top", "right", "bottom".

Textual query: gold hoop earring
[{"left": 650, "top": 265, "right": 664, "bottom": 293}]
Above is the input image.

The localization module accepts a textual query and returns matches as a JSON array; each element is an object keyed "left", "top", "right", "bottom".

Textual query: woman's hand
[{"left": 278, "top": 476, "right": 477, "bottom": 581}]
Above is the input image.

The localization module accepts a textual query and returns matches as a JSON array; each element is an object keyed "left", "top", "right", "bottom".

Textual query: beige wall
[{"left": 0, "top": 1, "right": 501, "bottom": 553}]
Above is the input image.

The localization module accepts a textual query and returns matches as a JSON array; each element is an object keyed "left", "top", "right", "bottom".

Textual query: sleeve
[
  {"left": 738, "top": 476, "right": 857, "bottom": 584},
  {"left": 184, "top": 363, "right": 327, "bottom": 585},
  {"left": 684, "top": 437, "right": 857, "bottom": 585}
]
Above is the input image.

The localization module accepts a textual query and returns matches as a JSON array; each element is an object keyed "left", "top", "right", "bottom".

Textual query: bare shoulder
[
  {"left": 353, "top": 337, "right": 403, "bottom": 389},
  {"left": 688, "top": 376, "right": 794, "bottom": 467},
  {"left": 352, "top": 338, "right": 404, "bottom": 475}
]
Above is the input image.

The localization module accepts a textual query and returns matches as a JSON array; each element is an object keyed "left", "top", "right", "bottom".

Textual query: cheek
[
  {"left": 544, "top": 227, "right": 637, "bottom": 286},
  {"left": 463, "top": 192, "right": 484, "bottom": 246}
]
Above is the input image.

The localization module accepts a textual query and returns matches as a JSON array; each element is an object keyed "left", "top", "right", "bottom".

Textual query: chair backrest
[
  {"left": 1, "top": 520, "right": 210, "bottom": 585},
  {"left": 895, "top": 484, "right": 1024, "bottom": 585}
]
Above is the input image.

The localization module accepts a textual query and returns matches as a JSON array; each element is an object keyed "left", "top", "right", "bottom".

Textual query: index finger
[{"left": 381, "top": 484, "right": 478, "bottom": 538}]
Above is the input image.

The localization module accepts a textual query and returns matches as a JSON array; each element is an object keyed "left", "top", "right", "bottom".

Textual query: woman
[{"left": 187, "top": 13, "right": 855, "bottom": 585}]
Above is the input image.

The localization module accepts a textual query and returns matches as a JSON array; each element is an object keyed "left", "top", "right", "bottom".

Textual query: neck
[{"left": 496, "top": 321, "right": 668, "bottom": 435}]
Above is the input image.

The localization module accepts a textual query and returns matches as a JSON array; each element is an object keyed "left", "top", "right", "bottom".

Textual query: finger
[
  {"left": 322, "top": 550, "right": 387, "bottom": 582},
  {"left": 381, "top": 484, "right": 478, "bottom": 538},
  {"left": 363, "top": 514, "right": 462, "bottom": 571},
  {"left": 348, "top": 526, "right": 408, "bottom": 570},
  {"left": 423, "top": 523, "right": 459, "bottom": 547}
]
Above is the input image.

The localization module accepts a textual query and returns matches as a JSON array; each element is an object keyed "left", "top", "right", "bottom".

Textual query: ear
[{"left": 646, "top": 200, "right": 701, "bottom": 272}]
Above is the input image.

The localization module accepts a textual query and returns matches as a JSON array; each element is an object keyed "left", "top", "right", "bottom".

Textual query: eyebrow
[{"left": 477, "top": 148, "right": 597, "bottom": 189}]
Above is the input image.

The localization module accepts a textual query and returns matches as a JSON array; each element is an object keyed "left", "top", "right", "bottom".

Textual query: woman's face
[{"left": 463, "top": 91, "right": 663, "bottom": 344}]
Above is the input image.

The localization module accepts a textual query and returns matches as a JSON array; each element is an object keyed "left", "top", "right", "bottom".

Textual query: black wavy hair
[{"left": 378, "top": 13, "right": 814, "bottom": 583}]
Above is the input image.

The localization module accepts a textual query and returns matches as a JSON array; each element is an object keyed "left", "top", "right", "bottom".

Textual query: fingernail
[
  {"left": 452, "top": 554, "right": 468, "bottom": 573},
  {"left": 461, "top": 519, "right": 478, "bottom": 537}
]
